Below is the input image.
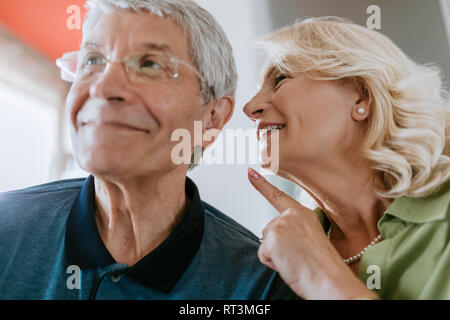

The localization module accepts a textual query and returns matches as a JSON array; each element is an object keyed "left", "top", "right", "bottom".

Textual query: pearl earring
[{"left": 357, "top": 107, "right": 365, "bottom": 115}]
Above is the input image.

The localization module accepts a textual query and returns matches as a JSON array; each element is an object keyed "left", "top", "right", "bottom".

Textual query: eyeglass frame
[{"left": 56, "top": 50, "right": 204, "bottom": 84}]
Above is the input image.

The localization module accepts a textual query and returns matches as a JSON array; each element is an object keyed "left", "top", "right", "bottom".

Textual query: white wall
[{"left": 0, "top": 82, "right": 57, "bottom": 192}]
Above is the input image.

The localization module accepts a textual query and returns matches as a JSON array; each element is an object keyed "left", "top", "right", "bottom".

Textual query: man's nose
[
  {"left": 88, "top": 62, "right": 135, "bottom": 103},
  {"left": 243, "top": 92, "right": 269, "bottom": 121}
]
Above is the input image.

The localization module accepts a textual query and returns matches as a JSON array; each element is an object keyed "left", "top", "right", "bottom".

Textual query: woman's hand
[{"left": 248, "top": 168, "right": 378, "bottom": 300}]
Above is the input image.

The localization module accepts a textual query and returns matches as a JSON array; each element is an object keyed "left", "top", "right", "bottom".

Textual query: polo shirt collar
[
  {"left": 65, "top": 175, "right": 205, "bottom": 293},
  {"left": 314, "top": 206, "right": 330, "bottom": 231},
  {"left": 383, "top": 181, "right": 450, "bottom": 223},
  {"left": 313, "top": 181, "right": 450, "bottom": 227}
]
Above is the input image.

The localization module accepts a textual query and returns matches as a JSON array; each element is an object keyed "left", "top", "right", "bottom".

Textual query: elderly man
[{"left": 0, "top": 0, "right": 294, "bottom": 299}]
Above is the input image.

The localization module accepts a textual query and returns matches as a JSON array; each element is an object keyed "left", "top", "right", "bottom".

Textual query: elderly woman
[{"left": 244, "top": 17, "right": 450, "bottom": 300}]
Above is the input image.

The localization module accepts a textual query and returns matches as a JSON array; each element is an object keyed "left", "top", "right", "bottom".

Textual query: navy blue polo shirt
[{"left": 0, "top": 175, "right": 295, "bottom": 299}]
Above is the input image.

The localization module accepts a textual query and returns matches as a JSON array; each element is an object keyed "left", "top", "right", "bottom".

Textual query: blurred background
[{"left": 1, "top": 0, "right": 449, "bottom": 236}]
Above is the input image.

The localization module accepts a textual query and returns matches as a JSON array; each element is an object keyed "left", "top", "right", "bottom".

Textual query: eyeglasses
[{"left": 56, "top": 50, "right": 203, "bottom": 83}]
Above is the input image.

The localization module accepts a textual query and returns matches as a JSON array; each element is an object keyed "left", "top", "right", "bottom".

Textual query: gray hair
[{"left": 82, "top": 0, "right": 238, "bottom": 104}]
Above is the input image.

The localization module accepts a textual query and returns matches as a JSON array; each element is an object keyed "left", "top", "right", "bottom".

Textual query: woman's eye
[{"left": 274, "top": 74, "right": 289, "bottom": 87}]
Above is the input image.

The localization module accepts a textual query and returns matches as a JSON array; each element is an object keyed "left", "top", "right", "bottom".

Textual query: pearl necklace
[{"left": 327, "top": 224, "right": 383, "bottom": 265}]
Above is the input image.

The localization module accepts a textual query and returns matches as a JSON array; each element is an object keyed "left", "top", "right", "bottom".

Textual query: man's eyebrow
[
  {"left": 80, "top": 41, "right": 174, "bottom": 53},
  {"left": 138, "top": 42, "right": 174, "bottom": 54},
  {"left": 81, "top": 41, "right": 102, "bottom": 49}
]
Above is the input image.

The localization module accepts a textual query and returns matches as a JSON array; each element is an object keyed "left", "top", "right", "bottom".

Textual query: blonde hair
[{"left": 261, "top": 17, "right": 450, "bottom": 198}]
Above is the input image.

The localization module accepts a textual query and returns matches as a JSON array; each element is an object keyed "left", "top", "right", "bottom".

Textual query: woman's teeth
[
  {"left": 264, "top": 125, "right": 285, "bottom": 132},
  {"left": 259, "top": 124, "right": 286, "bottom": 139}
]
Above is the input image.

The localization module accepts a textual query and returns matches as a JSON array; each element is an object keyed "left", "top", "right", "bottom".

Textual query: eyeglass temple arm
[
  {"left": 170, "top": 57, "right": 203, "bottom": 81},
  {"left": 56, "top": 58, "right": 76, "bottom": 82}
]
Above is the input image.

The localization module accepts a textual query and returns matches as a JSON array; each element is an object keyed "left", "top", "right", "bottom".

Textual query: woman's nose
[{"left": 243, "top": 94, "right": 267, "bottom": 121}]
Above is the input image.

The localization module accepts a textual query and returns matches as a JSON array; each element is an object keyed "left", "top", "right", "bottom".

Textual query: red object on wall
[{"left": 0, "top": 0, "right": 87, "bottom": 61}]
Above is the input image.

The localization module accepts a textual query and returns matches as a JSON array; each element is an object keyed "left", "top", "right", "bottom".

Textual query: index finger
[{"left": 247, "top": 167, "right": 301, "bottom": 214}]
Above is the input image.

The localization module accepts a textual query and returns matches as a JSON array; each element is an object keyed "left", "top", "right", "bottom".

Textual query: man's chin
[
  {"left": 75, "top": 151, "right": 135, "bottom": 177},
  {"left": 81, "top": 163, "right": 129, "bottom": 178}
]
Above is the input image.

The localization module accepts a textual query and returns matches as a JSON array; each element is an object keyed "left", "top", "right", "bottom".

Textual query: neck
[
  {"left": 280, "top": 155, "right": 393, "bottom": 242},
  {"left": 93, "top": 167, "right": 189, "bottom": 266}
]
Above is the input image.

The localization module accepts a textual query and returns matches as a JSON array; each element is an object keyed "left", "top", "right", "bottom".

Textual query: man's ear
[
  {"left": 201, "top": 96, "right": 234, "bottom": 149},
  {"left": 205, "top": 95, "right": 234, "bottom": 130}
]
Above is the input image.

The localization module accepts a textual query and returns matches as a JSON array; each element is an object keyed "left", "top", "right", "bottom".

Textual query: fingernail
[{"left": 248, "top": 167, "right": 260, "bottom": 179}]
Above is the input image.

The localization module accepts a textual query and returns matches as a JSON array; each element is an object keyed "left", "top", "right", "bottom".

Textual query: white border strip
[{"left": 440, "top": 0, "right": 450, "bottom": 51}]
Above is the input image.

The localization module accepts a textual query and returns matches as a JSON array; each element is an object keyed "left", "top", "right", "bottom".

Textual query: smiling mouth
[
  {"left": 80, "top": 121, "right": 150, "bottom": 133},
  {"left": 258, "top": 124, "right": 286, "bottom": 140}
]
